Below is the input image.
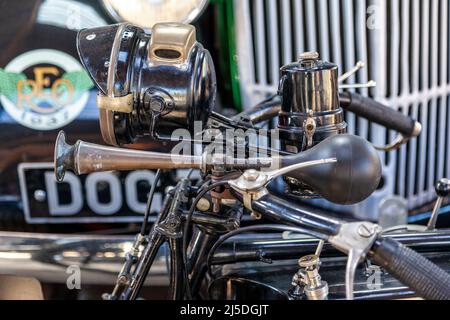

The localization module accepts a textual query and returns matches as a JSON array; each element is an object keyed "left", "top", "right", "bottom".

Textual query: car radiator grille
[{"left": 233, "top": 0, "right": 450, "bottom": 216}]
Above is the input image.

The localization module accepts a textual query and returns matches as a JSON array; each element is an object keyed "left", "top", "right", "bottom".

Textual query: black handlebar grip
[
  {"left": 340, "top": 92, "right": 421, "bottom": 137},
  {"left": 370, "top": 237, "right": 450, "bottom": 300}
]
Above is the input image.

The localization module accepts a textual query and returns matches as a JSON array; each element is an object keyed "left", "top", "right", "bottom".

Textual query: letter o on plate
[{"left": 85, "top": 172, "right": 122, "bottom": 215}]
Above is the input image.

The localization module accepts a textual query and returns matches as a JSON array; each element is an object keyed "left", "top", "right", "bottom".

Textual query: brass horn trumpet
[{"left": 54, "top": 131, "right": 202, "bottom": 182}]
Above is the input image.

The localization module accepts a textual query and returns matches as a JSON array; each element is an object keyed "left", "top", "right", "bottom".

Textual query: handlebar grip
[
  {"left": 339, "top": 92, "right": 421, "bottom": 137},
  {"left": 370, "top": 237, "right": 450, "bottom": 300}
]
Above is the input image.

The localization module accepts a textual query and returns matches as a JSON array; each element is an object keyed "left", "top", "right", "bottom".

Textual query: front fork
[
  {"left": 186, "top": 206, "right": 242, "bottom": 298},
  {"left": 186, "top": 228, "right": 220, "bottom": 296},
  {"left": 115, "top": 180, "right": 240, "bottom": 300}
]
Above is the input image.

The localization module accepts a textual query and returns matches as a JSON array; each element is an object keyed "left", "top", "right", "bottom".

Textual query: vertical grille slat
[
  {"left": 406, "top": 0, "right": 421, "bottom": 205},
  {"left": 233, "top": 0, "right": 450, "bottom": 213},
  {"left": 411, "top": 0, "right": 421, "bottom": 93},
  {"left": 281, "top": 0, "right": 293, "bottom": 64},
  {"left": 341, "top": 0, "right": 356, "bottom": 135},
  {"left": 396, "top": 0, "right": 412, "bottom": 198},
  {"left": 447, "top": 95, "right": 450, "bottom": 179},
  {"left": 426, "top": 0, "right": 439, "bottom": 198},
  {"left": 318, "top": 0, "right": 331, "bottom": 61},
  {"left": 417, "top": 0, "right": 430, "bottom": 196},
  {"left": 355, "top": 0, "right": 369, "bottom": 140},
  {"left": 439, "top": 0, "right": 449, "bottom": 181},
  {"left": 400, "top": 0, "right": 411, "bottom": 94},
  {"left": 254, "top": 0, "right": 268, "bottom": 86},
  {"left": 448, "top": 0, "right": 450, "bottom": 85},
  {"left": 436, "top": 0, "right": 448, "bottom": 182},
  {"left": 293, "top": 0, "right": 305, "bottom": 55},
  {"left": 388, "top": 0, "right": 401, "bottom": 181},
  {"left": 427, "top": 99, "right": 437, "bottom": 194},
  {"left": 305, "top": 0, "right": 318, "bottom": 52},
  {"left": 267, "top": 0, "right": 281, "bottom": 86},
  {"left": 389, "top": 0, "right": 401, "bottom": 98},
  {"left": 329, "top": 0, "right": 342, "bottom": 70},
  {"left": 369, "top": 0, "right": 388, "bottom": 166}
]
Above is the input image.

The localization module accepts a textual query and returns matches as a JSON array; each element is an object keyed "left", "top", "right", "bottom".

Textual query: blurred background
[{"left": 0, "top": 0, "right": 449, "bottom": 299}]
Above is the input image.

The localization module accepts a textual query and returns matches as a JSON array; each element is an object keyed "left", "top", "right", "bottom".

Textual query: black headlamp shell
[{"left": 77, "top": 24, "right": 144, "bottom": 97}]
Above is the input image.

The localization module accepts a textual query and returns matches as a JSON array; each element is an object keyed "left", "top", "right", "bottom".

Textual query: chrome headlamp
[{"left": 77, "top": 22, "right": 216, "bottom": 146}]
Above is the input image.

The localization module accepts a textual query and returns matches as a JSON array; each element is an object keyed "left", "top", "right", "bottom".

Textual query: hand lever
[
  {"left": 427, "top": 178, "right": 450, "bottom": 230},
  {"left": 228, "top": 158, "right": 337, "bottom": 192}
]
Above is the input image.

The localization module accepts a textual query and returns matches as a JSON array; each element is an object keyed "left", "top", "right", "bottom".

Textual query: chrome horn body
[{"left": 54, "top": 131, "right": 202, "bottom": 182}]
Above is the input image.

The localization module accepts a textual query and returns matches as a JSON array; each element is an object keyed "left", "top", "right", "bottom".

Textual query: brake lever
[
  {"left": 328, "top": 222, "right": 382, "bottom": 300},
  {"left": 372, "top": 123, "right": 422, "bottom": 152}
]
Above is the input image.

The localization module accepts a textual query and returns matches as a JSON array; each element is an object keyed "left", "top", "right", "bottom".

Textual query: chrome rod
[{"left": 54, "top": 131, "right": 202, "bottom": 182}]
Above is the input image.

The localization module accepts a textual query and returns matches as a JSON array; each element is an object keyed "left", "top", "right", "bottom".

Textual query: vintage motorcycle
[{"left": 54, "top": 22, "right": 450, "bottom": 300}]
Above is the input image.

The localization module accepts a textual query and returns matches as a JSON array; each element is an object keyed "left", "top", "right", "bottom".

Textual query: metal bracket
[
  {"left": 328, "top": 222, "right": 381, "bottom": 300},
  {"left": 338, "top": 61, "right": 365, "bottom": 83},
  {"left": 303, "top": 111, "right": 317, "bottom": 148},
  {"left": 373, "top": 122, "right": 422, "bottom": 152},
  {"left": 228, "top": 159, "right": 336, "bottom": 210},
  {"left": 97, "top": 93, "right": 134, "bottom": 113},
  {"left": 148, "top": 23, "right": 197, "bottom": 65},
  {"left": 228, "top": 159, "right": 336, "bottom": 193},
  {"left": 338, "top": 60, "right": 377, "bottom": 90},
  {"left": 339, "top": 81, "right": 377, "bottom": 90}
]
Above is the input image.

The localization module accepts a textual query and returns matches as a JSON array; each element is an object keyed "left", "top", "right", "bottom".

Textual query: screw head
[
  {"left": 358, "top": 223, "right": 377, "bottom": 238},
  {"left": 299, "top": 254, "right": 319, "bottom": 268},
  {"left": 251, "top": 211, "right": 262, "bottom": 220},
  {"left": 196, "top": 197, "right": 211, "bottom": 212},
  {"left": 150, "top": 96, "right": 165, "bottom": 113},
  {"left": 298, "top": 51, "right": 320, "bottom": 61},
  {"left": 243, "top": 169, "right": 260, "bottom": 182},
  {"left": 34, "top": 190, "right": 47, "bottom": 202},
  {"left": 118, "top": 275, "right": 128, "bottom": 285}
]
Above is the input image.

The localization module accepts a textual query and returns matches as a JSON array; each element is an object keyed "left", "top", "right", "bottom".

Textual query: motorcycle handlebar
[
  {"left": 339, "top": 92, "right": 422, "bottom": 138},
  {"left": 370, "top": 236, "right": 450, "bottom": 300},
  {"left": 250, "top": 194, "right": 450, "bottom": 300}
]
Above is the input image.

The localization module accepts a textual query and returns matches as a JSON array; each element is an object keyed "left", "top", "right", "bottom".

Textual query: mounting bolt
[
  {"left": 118, "top": 275, "right": 128, "bottom": 285},
  {"left": 358, "top": 223, "right": 376, "bottom": 238},
  {"left": 34, "top": 190, "right": 47, "bottom": 202},
  {"left": 196, "top": 197, "right": 211, "bottom": 212},
  {"left": 251, "top": 211, "right": 262, "bottom": 220},
  {"left": 299, "top": 254, "right": 319, "bottom": 269},
  {"left": 299, "top": 51, "right": 320, "bottom": 61},
  {"left": 86, "top": 33, "right": 96, "bottom": 41},
  {"left": 243, "top": 169, "right": 260, "bottom": 182}
]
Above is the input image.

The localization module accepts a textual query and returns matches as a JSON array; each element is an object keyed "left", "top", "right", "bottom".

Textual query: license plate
[{"left": 18, "top": 163, "right": 178, "bottom": 224}]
